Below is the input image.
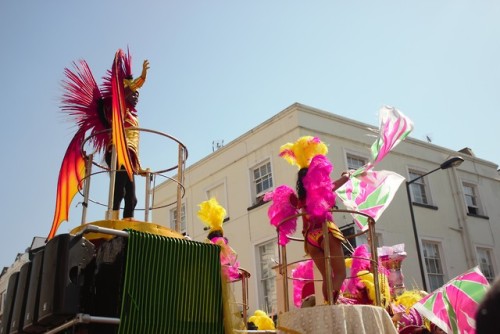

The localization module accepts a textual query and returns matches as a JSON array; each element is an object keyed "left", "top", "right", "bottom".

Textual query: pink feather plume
[
  {"left": 303, "top": 155, "right": 335, "bottom": 223},
  {"left": 264, "top": 185, "right": 299, "bottom": 245}
]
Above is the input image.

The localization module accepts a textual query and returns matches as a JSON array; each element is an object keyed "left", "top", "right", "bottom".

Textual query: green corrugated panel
[{"left": 118, "top": 230, "right": 223, "bottom": 334}]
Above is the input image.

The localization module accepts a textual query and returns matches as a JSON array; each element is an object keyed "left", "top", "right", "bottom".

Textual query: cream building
[
  {"left": 153, "top": 102, "right": 500, "bottom": 315},
  {"left": 3, "top": 103, "right": 497, "bottom": 322}
]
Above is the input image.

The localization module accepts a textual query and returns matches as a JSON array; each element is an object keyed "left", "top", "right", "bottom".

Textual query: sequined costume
[{"left": 303, "top": 217, "right": 345, "bottom": 250}]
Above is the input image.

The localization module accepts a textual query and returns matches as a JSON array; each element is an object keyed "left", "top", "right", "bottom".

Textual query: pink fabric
[{"left": 413, "top": 266, "right": 490, "bottom": 334}]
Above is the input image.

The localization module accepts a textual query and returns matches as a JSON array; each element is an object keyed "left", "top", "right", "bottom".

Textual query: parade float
[
  {"left": 0, "top": 49, "right": 491, "bottom": 334},
  {"left": 0, "top": 48, "right": 249, "bottom": 334}
]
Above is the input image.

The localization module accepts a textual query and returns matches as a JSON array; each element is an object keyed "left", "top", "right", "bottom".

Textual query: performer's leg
[
  {"left": 306, "top": 244, "right": 331, "bottom": 302},
  {"left": 306, "top": 234, "right": 346, "bottom": 303},
  {"left": 325, "top": 234, "right": 346, "bottom": 297},
  {"left": 113, "top": 170, "right": 127, "bottom": 211},
  {"left": 106, "top": 150, "right": 126, "bottom": 212},
  {"left": 123, "top": 176, "right": 137, "bottom": 219}
]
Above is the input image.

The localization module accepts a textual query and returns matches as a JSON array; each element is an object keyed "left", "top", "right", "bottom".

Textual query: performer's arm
[
  {"left": 333, "top": 171, "right": 352, "bottom": 191},
  {"left": 127, "top": 60, "right": 150, "bottom": 91}
]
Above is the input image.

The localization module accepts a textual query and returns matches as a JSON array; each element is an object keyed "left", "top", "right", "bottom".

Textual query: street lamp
[{"left": 406, "top": 156, "right": 464, "bottom": 291}]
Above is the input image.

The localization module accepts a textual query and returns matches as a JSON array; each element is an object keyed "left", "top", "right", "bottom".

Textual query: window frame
[
  {"left": 476, "top": 247, "right": 496, "bottom": 282},
  {"left": 255, "top": 239, "right": 279, "bottom": 315},
  {"left": 345, "top": 151, "right": 369, "bottom": 171},
  {"left": 462, "top": 182, "right": 483, "bottom": 216},
  {"left": 205, "top": 180, "right": 229, "bottom": 219},
  {"left": 340, "top": 224, "right": 383, "bottom": 256},
  {"left": 169, "top": 202, "right": 187, "bottom": 235},
  {"left": 250, "top": 159, "right": 274, "bottom": 205},
  {"left": 422, "top": 240, "right": 446, "bottom": 291},
  {"left": 408, "top": 168, "right": 433, "bottom": 206}
]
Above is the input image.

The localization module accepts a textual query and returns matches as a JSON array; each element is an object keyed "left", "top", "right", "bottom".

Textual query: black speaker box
[
  {"left": 36, "top": 234, "right": 95, "bottom": 327},
  {"left": 9, "top": 261, "right": 31, "bottom": 334},
  {"left": 22, "top": 248, "right": 45, "bottom": 333},
  {"left": 87, "top": 236, "right": 127, "bottom": 334},
  {"left": 1, "top": 272, "right": 19, "bottom": 334}
]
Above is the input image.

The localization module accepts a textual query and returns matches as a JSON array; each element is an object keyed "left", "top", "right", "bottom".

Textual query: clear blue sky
[{"left": 1, "top": 1, "right": 499, "bottom": 269}]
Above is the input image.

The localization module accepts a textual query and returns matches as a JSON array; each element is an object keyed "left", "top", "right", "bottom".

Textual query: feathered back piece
[
  {"left": 303, "top": 154, "right": 335, "bottom": 223},
  {"left": 263, "top": 185, "right": 299, "bottom": 245},
  {"left": 279, "top": 136, "right": 328, "bottom": 169},
  {"left": 197, "top": 197, "right": 227, "bottom": 233},
  {"left": 60, "top": 60, "right": 107, "bottom": 151},
  {"left": 48, "top": 60, "right": 105, "bottom": 240}
]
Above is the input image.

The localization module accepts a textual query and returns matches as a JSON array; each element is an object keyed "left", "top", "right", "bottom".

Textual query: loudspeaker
[
  {"left": 1, "top": 272, "right": 19, "bottom": 334},
  {"left": 87, "top": 236, "right": 127, "bottom": 334},
  {"left": 36, "top": 234, "right": 95, "bottom": 327},
  {"left": 9, "top": 262, "right": 31, "bottom": 334},
  {"left": 22, "top": 248, "right": 45, "bottom": 333}
]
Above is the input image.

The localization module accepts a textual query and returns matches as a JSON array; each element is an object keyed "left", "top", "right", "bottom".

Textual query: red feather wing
[
  {"left": 60, "top": 60, "right": 107, "bottom": 152},
  {"left": 48, "top": 133, "right": 86, "bottom": 239},
  {"left": 111, "top": 50, "right": 134, "bottom": 180},
  {"left": 49, "top": 60, "right": 106, "bottom": 239}
]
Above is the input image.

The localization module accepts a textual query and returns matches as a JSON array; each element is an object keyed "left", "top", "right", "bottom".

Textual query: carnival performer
[
  {"left": 197, "top": 197, "right": 240, "bottom": 281},
  {"left": 197, "top": 197, "right": 245, "bottom": 332},
  {"left": 104, "top": 58, "right": 149, "bottom": 221},
  {"left": 272, "top": 136, "right": 350, "bottom": 303},
  {"left": 48, "top": 48, "right": 149, "bottom": 239}
]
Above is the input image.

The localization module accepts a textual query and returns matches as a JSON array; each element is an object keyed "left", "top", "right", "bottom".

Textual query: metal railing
[
  {"left": 79, "top": 127, "right": 188, "bottom": 233},
  {"left": 276, "top": 209, "right": 381, "bottom": 312}
]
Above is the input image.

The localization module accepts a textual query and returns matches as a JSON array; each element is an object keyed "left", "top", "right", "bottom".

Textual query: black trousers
[{"left": 105, "top": 151, "right": 137, "bottom": 218}]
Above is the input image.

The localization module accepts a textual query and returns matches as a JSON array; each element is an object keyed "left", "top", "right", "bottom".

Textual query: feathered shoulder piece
[
  {"left": 303, "top": 154, "right": 335, "bottom": 223},
  {"left": 279, "top": 136, "right": 328, "bottom": 169},
  {"left": 263, "top": 185, "right": 299, "bottom": 245},
  {"left": 197, "top": 198, "right": 227, "bottom": 233}
]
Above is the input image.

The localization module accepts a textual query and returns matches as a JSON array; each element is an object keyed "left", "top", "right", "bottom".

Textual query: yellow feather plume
[
  {"left": 197, "top": 198, "right": 227, "bottom": 232},
  {"left": 279, "top": 136, "right": 328, "bottom": 169},
  {"left": 249, "top": 310, "right": 276, "bottom": 330},
  {"left": 358, "top": 270, "right": 391, "bottom": 307},
  {"left": 394, "top": 289, "right": 427, "bottom": 313}
]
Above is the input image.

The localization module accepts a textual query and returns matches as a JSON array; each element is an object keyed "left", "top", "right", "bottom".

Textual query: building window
[
  {"left": 252, "top": 161, "right": 273, "bottom": 203},
  {"left": 257, "top": 240, "right": 278, "bottom": 315},
  {"left": 423, "top": 241, "right": 445, "bottom": 291},
  {"left": 341, "top": 228, "right": 382, "bottom": 256},
  {"left": 463, "top": 183, "right": 482, "bottom": 215},
  {"left": 206, "top": 182, "right": 228, "bottom": 218},
  {"left": 357, "top": 230, "right": 382, "bottom": 249},
  {"left": 408, "top": 170, "right": 431, "bottom": 205},
  {"left": 346, "top": 153, "right": 368, "bottom": 171},
  {"left": 477, "top": 248, "right": 495, "bottom": 282},
  {"left": 170, "top": 203, "right": 186, "bottom": 234}
]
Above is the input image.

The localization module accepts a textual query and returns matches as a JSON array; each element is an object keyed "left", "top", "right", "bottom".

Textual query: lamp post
[{"left": 406, "top": 156, "right": 464, "bottom": 291}]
